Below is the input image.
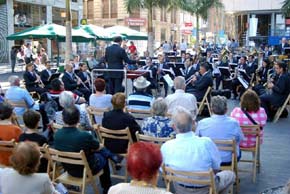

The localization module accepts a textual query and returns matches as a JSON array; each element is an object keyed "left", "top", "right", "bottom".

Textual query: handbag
[{"left": 242, "top": 109, "right": 263, "bottom": 130}]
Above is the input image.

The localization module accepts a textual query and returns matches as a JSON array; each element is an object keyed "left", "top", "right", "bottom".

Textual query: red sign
[
  {"left": 125, "top": 18, "right": 146, "bottom": 26},
  {"left": 185, "top": 22, "right": 193, "bottom": 27},
  {"left": 181, "top": 30, "right": 192, "bottom": 35},
  {"left": 286, "top": 19, "right": 290, "bottom": 25}
]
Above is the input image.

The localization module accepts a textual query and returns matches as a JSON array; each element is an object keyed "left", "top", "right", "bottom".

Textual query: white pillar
[
  {"left": 246, "top": 14, "right": 250, "bottom": 47},
  {"left": 7, "top": 0, "right": 14, "bottom": 65},
  {"left": 270, "top": 12, "right": 275, "bottom": 36},
  {"left": 46, "top": 5, "right": 52, "bottom": 60}
]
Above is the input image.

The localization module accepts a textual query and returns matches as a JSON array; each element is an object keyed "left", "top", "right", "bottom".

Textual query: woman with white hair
[
  {"left": 55, "top": 91, "right": 91, "bottom": 130},
  {"left": 141, "top": 98, "right": 175, "bottom": 138}
]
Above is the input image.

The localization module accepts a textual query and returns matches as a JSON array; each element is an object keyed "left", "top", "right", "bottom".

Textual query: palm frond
[
  {"left": 124, "top": 0, "right": 143, "bottom": 13},
  {"left": 282, "top": 0, "right": 290, "bottom": 17}
]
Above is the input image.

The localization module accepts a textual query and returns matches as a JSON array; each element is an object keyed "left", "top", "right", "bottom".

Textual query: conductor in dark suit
[
  {"left": 187, "top": 62, "right": 213, "bottom": 101},
  {"left": 260, "top": 62, "right": 290, "bottom": 119},
  {"left": 105, "top": 36, "right": 137, "bottom": 94}
]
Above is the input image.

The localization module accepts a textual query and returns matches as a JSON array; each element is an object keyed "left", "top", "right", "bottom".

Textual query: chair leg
[
  {"left": 273, "top": 107, "right": 283, "bottom": 123},
  {"left": 91, "top": 178, "right": 99, "bottom": 194},
  {"left": 252, "top": 151, "right": 257, "bottom": 183}
]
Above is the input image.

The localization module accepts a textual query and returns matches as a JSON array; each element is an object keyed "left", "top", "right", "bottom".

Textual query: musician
[
  {"left": 61, "top": 63, "right": 90, "bottom": 102},
  {"left": 187, "top": 62, "right": 213, "bottom": 102},
  {"left": 156, "top": 53, "right": 170, "bottom": 97},
  {"left": 142, "top": 57, "right": 157, "bottom": 94},
  {"left": 246, "top": 55, "right": 258, "bottom": 75},
  {"left": 32, "top": 58, "right": 41, "bottom": 74},
  {"left": 184, "top": 58, "right": 198, "bottom": 91},
  {"left": 213, "top": 54, "right": 228, "bottom": 90},
  {"left": 253, "top": 58, "right": 271, "bottom": 95},
  {"left": 105, "top": 36, "right": 137, "bottom": 94},
  {"left": 23, "top": 63, "right": 47, "bottom": 95},
  {"left": 77, "top": 62, "right": 92, "bottom": 92},
  {"left": 277, "top": 37, "right": 290, "bottom": 55},
  {"left": 264, "top": 45, "right": 272, "bottom": 58},
  {"left": 40, "top": 61, "right": 53, "bottom": 89},
  {"left": 206, "top": 51, "right": 213, "bottom": 63},
  {"left": 228, "top": 52, "right": 238, "bottom": 64},
  {"left": 178, "top": 52, "right": 186, "bottom": 63},
  {"left": 260, "top": 62, "right": 290, "bottom": 119}
]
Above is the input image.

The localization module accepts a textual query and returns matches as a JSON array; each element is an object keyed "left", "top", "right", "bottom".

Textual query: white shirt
[
  {"left": 24, "top": 47, "right": 32, "bottom": 58},
  {"left": 180, "top": 42, "right": 187, "bottom": 51},
  {"left": 163, "top": 43, "right": 171, "bottom": 53},
  {"left": 165, "top": 89, "right": 197, "bottom": 119},
  {"left": 109, "top": 183, "right": 172, "bottom": 194},
  {"left": 161, "top": 131, "right": 221, "bottom": 172}
]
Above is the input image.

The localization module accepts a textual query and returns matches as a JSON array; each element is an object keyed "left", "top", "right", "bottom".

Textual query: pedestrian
[
  {"left": 24, "top": 43, "right": 33, "bottom": 64},
  {"left": 10, "top": 46, "right": 17, "bottom": 73}
]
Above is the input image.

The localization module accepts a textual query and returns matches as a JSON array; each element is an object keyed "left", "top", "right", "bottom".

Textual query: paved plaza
[{"left": 0, "top": 65, "right": 289, "bottom": 194}]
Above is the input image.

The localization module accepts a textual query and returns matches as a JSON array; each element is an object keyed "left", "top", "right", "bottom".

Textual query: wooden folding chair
[
  {"left": 273, "top": 94, "right": 290, "bottom": 123},
  {"left": 86, "top": 106, "right": 110, "bottom": 125},
  {"left": 0, "top": 139, "right": 16, "bottom": 168},
  {"left": 95, "top": 125, "right": 133, "bottom": 182},
  {"left": 162, "top": 165, "right": 217, "bottom": 194},
  {"left": 48, "top": 148, "right": 103, "bottom": 194},
  {"left": 6, "top": 99, "right": 28, "bottom": 128},
  {"left": 197, "top": 86, "right": 212, "bottom": 115},
  {"left": 239, "top": 125, "right": 261, "bottom": 183},
  {"left": 135, "top": 131, "right": 173, "bottom": 148},
  {"left": 126, "top": 108, "right": 152, "bottom": 125},
  {"left": 213, "top": 139, "right": 239, "bottom": 193}
]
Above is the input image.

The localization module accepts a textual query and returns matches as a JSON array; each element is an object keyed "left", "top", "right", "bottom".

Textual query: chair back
[
  {"left": 162, "top": 165, "right": 217, "bottom": 194},
  {"left": 213, "top": 139, "right": 237, "bottom": 170},
  {"left": 87, "top": 106, "right": 110, "bottom": 125},
  {"left": 240, "top": 125, "right": 261, "bottom": 141},
  {"left": 198, "top": 86, "right": 212, "bottom": 115},
  {"left": 135, "top": 131, "right": 172, "bottom": 147},
  {"left": 0, "top": 139, "right": 16, "bottom": 152},
  {"left": 126, "top": 108, "right": 152, "bottom": 125},
  {"left": 6, "top": 99, "right": 27, "bottom": 108}
]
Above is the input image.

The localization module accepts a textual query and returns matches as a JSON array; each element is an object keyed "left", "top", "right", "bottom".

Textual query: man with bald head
[
  {"left": 278, "top": 37, "right": 290, "bottom": 55},
  {"left": 161, "top": 106, "right": 235, "bottom": 194}
]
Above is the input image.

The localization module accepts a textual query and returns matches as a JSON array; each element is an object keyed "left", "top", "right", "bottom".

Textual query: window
[
  {"left": 102, "top": 0, "right": 109, "bottom": 18},
  {"left": 102, "top": 0, "right": 118, "bottom": 18},
  {"left": 111, "top": 0, "right": 118, "bottom": 18},
  {"left": 171, "top": 9, "right": 177, "bottom": 24},
  {"left": 160, "top": 8, "right": 167, "bottom": 22},
  {"left": 87, "top": 0, "right": 94, "bottom": 19}
]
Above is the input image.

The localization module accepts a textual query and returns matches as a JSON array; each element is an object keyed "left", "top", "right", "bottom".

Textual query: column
[
  {"left": 7, "top": 0, "right": 14, "bottom": 65},
  {"left": 46, "top": 5, "right": 52, "bottom": 60},
  {"left": 270, "top": 12, "right": 275, "bottom": 36},
  {"left": 246, "top": 14, "right": 250, "bottom": 47}
]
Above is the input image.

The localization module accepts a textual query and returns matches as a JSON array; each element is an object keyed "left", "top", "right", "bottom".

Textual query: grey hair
[
  {"left": 8, "top": 75, "right": 20, "bottom": 86},
  {"left": 152, "top": 98, "right": 168, "bottom": 116},
  {"left": 59, "top": 91, "right": 75, "bottom": 108},
  {"left": 174, "top": 76, "right": 186, "bottom": 90},
  {"left": 171, "top": 106, "right": 193, "bottom": 133},
  {"left": 211, "top": 95, "right": 227, "bottom": 115}
]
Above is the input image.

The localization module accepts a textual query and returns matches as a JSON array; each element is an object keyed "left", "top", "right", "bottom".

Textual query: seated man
[
  {"left": 196, "top": 95, "right": 244, "bottom": 164},
  {"left": 127, "top": 76, "right": 154, "bottom": 111},
  {"left": 187, "top": 62, "right": 213, "bottom": 102},
  {"left": 260, "top": 62, "right": 290, "bottom": 119},
  {"left": 161, "top": 106, "right": 235, "bottom": 194},
  {"left": 54, "top": 106, "right": 120, "bottom": 194},
  {"left": 165, "top": 76, "right": 197, "bottom": 119}
]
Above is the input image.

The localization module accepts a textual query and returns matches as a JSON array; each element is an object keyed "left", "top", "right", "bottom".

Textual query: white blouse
[{"left": 108, "top": 183, "right": 172, "bottom": 194}]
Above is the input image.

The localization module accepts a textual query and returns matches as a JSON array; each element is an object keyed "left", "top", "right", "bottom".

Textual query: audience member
[
  {"left": 54, "top": 106, "right": 119, "bottom": 194},
  {"left": 196, "top": 96, "right": 244, "bottom": 164},
  {"left": 89, "top": 78, "right": 112, "bottom": 124},
  {"left": 142, "top": 98, "right": 174, "bottom": 138},
  {"left": 0, "top": 102, "right": 22, "bottom": 166},
  {"left": 127, "top": 76, "right": 154, "bottom": 111},
  {"left": 0, "top": 142, "right": 59, "bottom": 194},
  {"left": 108, "top": 142, "right": 172, "bottom": 194},
  {"left": 161, "top": 106, "right": 235, "bottom": 194},
  {"left": 19, "top": 110, "right": 48, "bottom": 173},
  {"left": 165, "top": 76, "right": 197, "bottom": 119},
  {"left": 102, "top": 93, "right": 141, "bottom": 154},
  {"left": 231, "top": 89, "right": 267, "bottom": 148}
]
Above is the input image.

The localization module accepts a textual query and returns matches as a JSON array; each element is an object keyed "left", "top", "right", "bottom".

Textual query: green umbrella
[
  {"left": 6, "top": 23, "right": 94, "bottom": 42},
  {"left": 104, "top": 25, "right": 148, "bottom": 40},
  {"left": 74, "top": 24, "right": 110, "bottom": 40}
]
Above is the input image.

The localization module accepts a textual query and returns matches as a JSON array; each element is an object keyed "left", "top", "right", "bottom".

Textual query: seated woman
[
  {"left": 23, "top": 63, "right": 47, "bottom": 96},
  {"left": 0, "top": 142, "right": 59, "bottom": 194},
  {"left": 231, "top": 89, "right": 267, "bottom": 148},
  {"left": 102, "top": 92, "right": 141, "bottom": 154},
  {"left": 0, "top": 102, "right": 22, "bottom": 166},
  {"left": 108, "top": 142, "right": 172, "bottom": 194},
  {"left": 19, "top": 110, "right": 48, "bottom": 173},
  {"left": 55, "top": 91, "right": 91, "bottom": 131},
  {"left": 142, "top": 98, "right": 175, "bottom": 138},
  {"left": 89, "top": 78, "right": 112, "bottom": 124}
]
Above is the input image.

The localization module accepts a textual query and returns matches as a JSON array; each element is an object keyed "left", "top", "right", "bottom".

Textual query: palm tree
[
  {"left": 181, "top": 0, "right": 223, "bottom": 48},
  {"left": 65, "top": 0, "right": 72, "bottom": 63},
  {"left": 282, "top": 0, "right": 290, "bottom": 16},
  {"left": 124, "top": 0, "right": 185, "bottom": 56}
]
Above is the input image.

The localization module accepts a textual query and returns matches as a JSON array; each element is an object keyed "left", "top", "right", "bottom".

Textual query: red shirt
[{"left": 128, "top": 45, "right": 137, "bottom": 54}]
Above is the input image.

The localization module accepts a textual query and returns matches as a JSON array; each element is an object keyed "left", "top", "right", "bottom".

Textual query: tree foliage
[{"left": 282, "top": 0, "right": 290, "bottom": 17}]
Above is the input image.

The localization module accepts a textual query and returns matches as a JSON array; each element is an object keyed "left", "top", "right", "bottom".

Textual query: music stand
[
  {"left": 239, "top": 69, "right": 250, "bottom": 82},
  {"left": 284, "top": 47, "right": 290, "bottom": 55},
  {"left": 229, "top": 63, "right": 238, "bottom": 69},
  {"left": 218, "top": 67, "right": 231, "bottom": 78}
]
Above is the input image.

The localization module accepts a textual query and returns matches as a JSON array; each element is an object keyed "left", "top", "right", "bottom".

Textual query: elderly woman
[
  {"left": 142, "top": 98, "right": 174, "bottom": 138},
  {"left": 108, "top": 142, "right": 172, "bottom": 194},
  {"left": 0, "top": 142, "right": 59, "bottom": 194},
  {"left": 89, "top": 78, "right": 112, "bottom": 124},
  {"left": 0, "top": 102, "right": 22, "bottom": 166},
  {"left": 55, "top": 91, "right": 91, "bottom": 130},
  {"left": 102, "top": 92, "right": 141, "bottom": 154},
  {"left": 231, "top": 89, "right": 267, "bottom": 148}
]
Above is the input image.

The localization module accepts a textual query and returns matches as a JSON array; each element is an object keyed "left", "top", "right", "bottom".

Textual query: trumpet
[{"left": 185, "top": 72, "right": 199, "bottom": 86}]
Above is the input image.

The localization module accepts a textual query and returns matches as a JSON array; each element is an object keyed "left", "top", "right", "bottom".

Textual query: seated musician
[
  {"left": 23, "top": 63, "right": 47, "bottom": 96},
  {"left": 62, "top": 63, "right": 91, "bottom": 102},
  {"left": 127, "top": 76, "right": 154, "bottom": 111},
  {"left": 187, "top": 62, "right": 213, "bottom": 102},
  {"left": 246, "top": 55, "right": 258, "bottom": 75},
  {"left": 179, "top": 52, "right": 186, "bottom": 63},
  {"left": 40, "top": 61, "right": 53, "bottom": 89},
  {"left": 253, "top": 58, "right": 271, "bottom": 95},
  {"left": 77, "top": 62, "right": 92, "bottom": 92},
  {"left": 184, "top": 58, "right": 197, "bottom": 91},
  {"left": 141, "top": 57, "right": 157, "bottom": 94},
  {"left": 232, "top": 56, "right": 248, "bottom": 99},
  {"left": 212, "top": 54, "right": 228, "bottom": 90},
  {"left": 260, "top": 62, "right": 290, "bottom": 120},
  {"left": 156, "top": 53, "right": 170, "bottom": 97}
]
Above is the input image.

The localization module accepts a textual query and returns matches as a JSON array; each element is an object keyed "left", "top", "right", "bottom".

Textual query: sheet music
[
  {"left": 163, "top": 74, "right": 174, "bottom": 88},
  {"left": 237, "top": 76, "right": 249, "bottom": 89}
]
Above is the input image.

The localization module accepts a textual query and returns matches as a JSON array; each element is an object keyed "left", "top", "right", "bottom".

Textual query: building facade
[
  {"left": 0, "top": 0, "right": 83, "bottom": 64},
  {"left": 83, "top": 0, "right": 195, "bottom": 49}
]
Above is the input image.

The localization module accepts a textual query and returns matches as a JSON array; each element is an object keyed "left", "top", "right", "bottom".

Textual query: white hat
[{"left": 133, "top": 76, "right": 150, "bottom": 89}]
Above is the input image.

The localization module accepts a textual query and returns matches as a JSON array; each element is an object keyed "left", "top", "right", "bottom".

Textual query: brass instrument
[
  {"left": 220, "top": 47, "right": 230, "bottom": 63},
  {"left": 249, "top": 48, "right": 258, "bottom": 56}
]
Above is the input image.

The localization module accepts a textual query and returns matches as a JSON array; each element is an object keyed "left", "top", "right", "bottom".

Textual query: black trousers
[
  {"left": 260, "top": 92, "right": 273, "bottom": 118},
  {"left": 27, "top": 86, "right": 48, "bottom": 96},
  {"left": 108, "top": 78, "right": 124, "bottom": 95}
]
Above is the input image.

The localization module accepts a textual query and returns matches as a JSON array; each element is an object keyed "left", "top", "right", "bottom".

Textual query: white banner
[{"left": 249, "top": 18, "right": 258, "bottom": 37}]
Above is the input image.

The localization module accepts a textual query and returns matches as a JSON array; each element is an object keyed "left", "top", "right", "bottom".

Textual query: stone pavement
[{"left": 0, "top": 63, "right": 289, "bottom": 194}]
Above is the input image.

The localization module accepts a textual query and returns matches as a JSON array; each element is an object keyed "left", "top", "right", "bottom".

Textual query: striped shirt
[{"left": 127, "top": 92, "right": 154, "bottom": 111}]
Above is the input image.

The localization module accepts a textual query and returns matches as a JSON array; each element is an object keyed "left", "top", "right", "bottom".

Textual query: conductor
[{"left": 105, "top": 36, "right": 138, "bottom": 94}]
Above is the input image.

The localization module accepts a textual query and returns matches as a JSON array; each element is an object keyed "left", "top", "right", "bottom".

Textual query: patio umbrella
[
  {"left": 74, "top": 24, "right": 110, "bottom": 40},
  {"left": 104, "top": 25, "right": 148, "bottom": 40}
]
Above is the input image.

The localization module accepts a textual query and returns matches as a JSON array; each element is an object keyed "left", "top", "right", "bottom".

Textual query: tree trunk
[
  {"left": 147, "top": 7, "right": 154, "bottom": 57},
  {"left": 65, "top": 0, "right": 72, "bottom": 63},
  {"left": 195, "top": 14, "right": 200, "bottom": 48}
]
